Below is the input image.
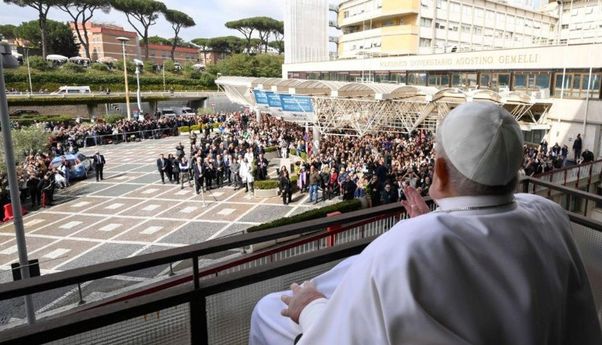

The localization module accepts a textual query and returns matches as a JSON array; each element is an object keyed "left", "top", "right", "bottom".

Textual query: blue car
[{"left": 49, "top": 153, "right": 92, "bottom": 180}]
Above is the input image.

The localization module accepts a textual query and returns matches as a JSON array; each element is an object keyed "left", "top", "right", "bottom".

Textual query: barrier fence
[{"left": 0, "top": 178, "right": 600, "bottom": 344}]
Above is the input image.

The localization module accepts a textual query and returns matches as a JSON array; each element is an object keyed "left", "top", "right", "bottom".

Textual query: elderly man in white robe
[{"left": 249, "top": 102, "right": 602, "bottom": 345}]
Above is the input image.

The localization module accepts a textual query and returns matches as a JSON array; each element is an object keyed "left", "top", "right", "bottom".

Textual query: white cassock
[{"left": 250, "top": 193, "right": 602, "bottom": 345}]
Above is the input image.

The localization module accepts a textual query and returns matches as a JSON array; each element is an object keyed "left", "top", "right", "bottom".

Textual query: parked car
[
  {"left": 178, "top": 107, "right": 197, "bottom": 116},
  {"left": 156, "top": 108, "right": 177, "bottom": 118},
  {"left": 49, "top": 153, "right": 92, "bottom": 180},
  {"left": 51, "top": 86, "right": 91, "bottom": 95}
]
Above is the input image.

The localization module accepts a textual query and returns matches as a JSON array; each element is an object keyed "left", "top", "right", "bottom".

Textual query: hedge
[
  {"left": 4, "top": 70, "right": 216, "bottom": 92},
  {"left": 255, "top": 174, "right": 298, "bottom": 190},
  {"left": 178, "top": 125, "right": 201, "bottom": 133},
  {"left": 7, "top": 94, "right": 170, "bottom": 107},
  {"left": 13, "top": 115, "right": 73, "bottom": 126},
  {"left": 246, "top": 199, "right": 362, "bottom": 233}
]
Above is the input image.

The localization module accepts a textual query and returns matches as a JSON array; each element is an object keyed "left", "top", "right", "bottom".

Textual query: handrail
[
  {"left": 520, "top": 176, "right": 602, "bottom": 203},
  {"left": 0, "top": 238, "right": 371, "bottom": 345},
  {"left": 534, "top": 159, "right": 602, "bottom": 178},
  {"left": 82, "top": 208, "right": 406, "bottom": 310},
  {"left": 0, "top": 202, "right": 405, "bottom": 301}
]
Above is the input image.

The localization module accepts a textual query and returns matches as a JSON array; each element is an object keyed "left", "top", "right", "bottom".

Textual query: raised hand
[{"left": 401, "top": 186, "right": 430, "bottom": 218}]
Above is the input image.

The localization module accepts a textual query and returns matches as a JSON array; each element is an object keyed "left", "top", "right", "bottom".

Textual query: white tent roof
[{"left": 46, "top": 54, "right": 68, "bottom": 62}]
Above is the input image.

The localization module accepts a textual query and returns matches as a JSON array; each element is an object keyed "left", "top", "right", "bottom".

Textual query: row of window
[{"left": 287, "top": 70, "right": 601, "bottom": 99}]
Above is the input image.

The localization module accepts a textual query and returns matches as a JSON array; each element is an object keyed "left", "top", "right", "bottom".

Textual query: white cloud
[{"left": 0, "top": 0, "right": 285, "bottom": 41}]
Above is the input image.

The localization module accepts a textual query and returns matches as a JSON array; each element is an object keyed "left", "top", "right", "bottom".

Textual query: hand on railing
[{"left": 400, "top": 186, "right": 430, "bottom": 218}]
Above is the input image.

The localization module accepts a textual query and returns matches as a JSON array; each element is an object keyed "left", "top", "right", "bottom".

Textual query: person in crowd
[
  {"left": 240, "top": 157, "right": 254, "bottom": 193},
  {"left": 573, "top": 133, "right": 582, "bottom": 161},
  {"left": 165, "top": 154, "right": 174, "bottom": 183},
  {"left": 27, "top": 172, "right": 41, "bottom": 209},
  {"left": 93, "top": 151, "right": 105, "bottom": 182},
  {"left": 215, "top": 154, "right": 225, "bottom": 187},
  {"left": 279, "top": 169, "right": 292, "bottom": 205},
  {"left": 171, "top": 154, "right": 180, "bottom": 184},
  {"left": 193, "top": 157, "right": 204, "bottom": 194},
  {"left": 326, "top": 167, "right": 339, "bottom": 200},
  {"left": 380, "top": 182, "right": 398, "bottom": 204},
  {"left": 230, "top": 157, "right": 241, "bottom": 190},
  {"left": 308, "top": 166, "right": 320, "bottom": 204},
  {"left": 256, "top": 154, "right": 269, "bottom": 180},
  {"left": 249, "top": 102, "right": 602, "bottom": 345},
  {"left": 179, "top": 157, "right": 191, "bottom": 189},
  {"left": 156, "top": 154, "right": 168, "bottom": 184},
  {"left": 582, "top": 149, "right": 595, "bottom": 163},
  {"left": 297, "top": 165, "right": 308, "bottom": 194},
  {"left": 40, "top": 173, "right": 55, "bottom": 208}
]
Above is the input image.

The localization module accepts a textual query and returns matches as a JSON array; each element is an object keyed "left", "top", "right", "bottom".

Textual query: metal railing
[
  {"left": 77, "top": 127, "right": 180, "bottom": 147},
  {"left": 534, "top": 159, "right": 602, "bottom": 188},
  {"left": 0, "top": 179, "right": 600, "bottom": 344}
]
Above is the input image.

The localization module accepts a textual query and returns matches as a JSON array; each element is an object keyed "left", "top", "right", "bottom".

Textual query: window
[
  {"left": 561, "top": 24, "right": 569, "bottom": 30},
  {"left": 419, "top": 38, "right": 432, "bottom": 47},
  {"left": 513, "top": 72, "right": 550, "bottom": 90},
  {"left": 344, "top": 11, "right": 349, "bottom": 18},
  {"left": 461, "top": 24, "right": 471, "bottom": 33},
  {"left": 420, "top": 18, "right": 432, "bottom": 27}
]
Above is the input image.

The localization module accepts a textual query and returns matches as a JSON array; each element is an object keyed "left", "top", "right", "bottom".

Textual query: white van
[
  {"left": 177, "top": 107, "right": 197, "bottom": 116},
  {"left": 52, "top": 86, "right": 91, "bottom": 95}
]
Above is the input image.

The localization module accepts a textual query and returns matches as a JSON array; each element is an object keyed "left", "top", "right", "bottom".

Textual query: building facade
[
  {"left": 284, "top": 0, "right": 330, "bottom": 63},
  {"left": 71, "top": 22, "right": 202, "bottom": 65},
  {"left": 146, "top": 44, "right": 200, "bottom": 65},
  {"left": 70, "top": 22, "right": 140, "bottom": 62},
  {"left": 336, "top": 0, "right": 601, "bottom": 59}
]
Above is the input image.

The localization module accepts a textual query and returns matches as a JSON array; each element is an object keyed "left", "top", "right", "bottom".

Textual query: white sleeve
[{"left": 298, "top": 298, "right": 328, "bottom": 333}]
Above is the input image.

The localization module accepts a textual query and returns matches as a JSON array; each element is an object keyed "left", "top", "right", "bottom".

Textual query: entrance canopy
[{"left": 215, "top": 76, "right": 552, "bottom": 136}]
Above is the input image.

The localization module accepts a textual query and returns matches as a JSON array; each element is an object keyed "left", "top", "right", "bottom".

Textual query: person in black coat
[
  {"left": 93, "top": 151, "right": 106, "bottom": 182},
  {"left": 279, "top": 170, "right": 292, "bottom": 205},
  {"left": 573, "top": 134, "right": 582, "bottom": 161},
  {"left": 156, "top": 154, "right": 168, "bottom": 184},
  {"left": 27, "top": 172, "right": 41, "bottom": 208},
  {"left": 171, "top": 155, "right": 180, "bottom": 184}
]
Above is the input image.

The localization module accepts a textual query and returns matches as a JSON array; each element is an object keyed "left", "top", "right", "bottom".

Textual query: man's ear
[{"left": 434, "top": 157, "right": 450, "bottom": 191}]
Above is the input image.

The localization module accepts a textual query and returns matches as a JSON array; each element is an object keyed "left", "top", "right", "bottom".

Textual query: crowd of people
[{"left": 0, "top": 110, "right": 597, "bottom": 218}]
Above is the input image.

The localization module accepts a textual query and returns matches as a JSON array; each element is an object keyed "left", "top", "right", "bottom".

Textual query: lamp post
[
  {"left": 0, "top": 42, "right": 36, "bottom": 325},
  {"left": 25, "top": 47, "right": 33, "bottom": 95},
  {"left": 117, "top": 37, "right": 132, "bottom": 120},
  {"left": 134, "top": 59, "right": 144, "bottom": 118}
]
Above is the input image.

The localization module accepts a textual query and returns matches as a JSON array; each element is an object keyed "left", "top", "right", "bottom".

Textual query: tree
[
  {"left": 56, "top": 0, "right": 111, "bottom": 59},
  {"left": 269, "top": 40, "right": 284, "bottom": 55},
  {"left": 15, "top": 20, "right": 79, "bottom": 57},
  {"left": 4, "top": 0, "right": 57, "bottom": 58},
  {"left": 251, "top": 17, "right": 281, "bottom": 53},
  {"left": 111, "top": 0, "right": 166, "bottom": 60},
  {"left": 0, "top": 126, "right": 50, "bottom": 174},
  {"left": 0, "top": 24, "right": 17, "bottom": 40},
  {"left": 224, "top": 18, "right": 256, "bottom": 53},
  {"left": 208, "top": 36, "right": 244, "bottom": 54},
  {"left": 147, "top": 35, "right": 171, "bottom": 45},
  {"left": 163, "top": 9, "right": 195, "bottom": 61}
]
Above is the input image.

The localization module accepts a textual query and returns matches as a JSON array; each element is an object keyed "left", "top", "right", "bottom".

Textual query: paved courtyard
[{"left": 0, "top": 135, "right": 319, "bottom": 324}]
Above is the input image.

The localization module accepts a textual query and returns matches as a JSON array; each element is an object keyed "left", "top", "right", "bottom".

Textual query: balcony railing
[{"left": 0, "top": 178, "right": 600, "bottom": 344}]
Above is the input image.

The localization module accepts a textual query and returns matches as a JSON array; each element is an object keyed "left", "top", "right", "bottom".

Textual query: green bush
[
  {"left": 246, "top": 199, "right": 362, "bottom": 233},
  {"left": 104, "top": 114, "right": 124, "bottom": 124},
  {"left": 178, "top": 126, "right": 190, "bottom": 133},
  {"left": 28, "top": 56, "right": 52, "bottom": 71},
  {"left": 61, "top": 62, "right": 84, "bottom": 73},
  {"left": 264, "top": 146, "right": 277, "bottom": 153},
  {"left": 14, "top": 115, "right": 72, "bottom": 126},
  {"left": 90, "top": 63, "right": 109, "bottom": 72},
  {"left": 255, "top": 179, "right": 280, "bottom": 190},
  {"left": 289, "top": 148, "right": 296, "bottom": 156}
]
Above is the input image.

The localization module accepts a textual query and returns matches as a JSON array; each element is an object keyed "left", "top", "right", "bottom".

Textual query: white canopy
[{"left": 46, "top": 54, "right": 68, "bottom": 62}]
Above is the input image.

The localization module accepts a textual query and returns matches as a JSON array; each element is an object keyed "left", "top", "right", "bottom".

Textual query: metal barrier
[
  {"left": 0, "top": 179, "right": 600, "bottom": 344},
  {"left": 79, "top": 127, "right": 180, "bottom": 147},
  {"left": 533, "top": 159, "right": 602, "bottom": 191}
]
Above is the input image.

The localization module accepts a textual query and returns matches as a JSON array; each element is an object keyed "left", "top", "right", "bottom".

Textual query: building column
[
  {"left": 255, "top": 107, "right": 261, "bottom": 124},
  {"left": 312, "top": 125, "right": 321, "bottom": 156}
]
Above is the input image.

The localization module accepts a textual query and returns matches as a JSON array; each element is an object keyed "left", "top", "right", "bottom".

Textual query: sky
[{"left": 0, "top": 0, "right": 285, "bottom": 41}]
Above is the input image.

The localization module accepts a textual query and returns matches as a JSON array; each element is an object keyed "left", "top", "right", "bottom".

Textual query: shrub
[
  {"left": 61, "top": 62, "right": 84, "bottom": 73},
  {"left": 28, "top": 56, "right": 52, "bottom": 71},
  {"left": 264, "top": 146, "right": 277, "bottom": 153},
  {"left": 246, "top": 199, "right": 362, "bottom": 233},
  {"left": 255, "top": 179, "right": 279, "bottom": 190},
  {"left": 90, "top": 63, "right": 109, "bottom": 72},
  {"left": 289, "top": 148, "right": 296, "bottom": 156},
  {"left": 178, "top": 126, "right": 190, "bottom": 133},
  {"left": 104, "top": 114, "right": 124, "bottom": 124}
]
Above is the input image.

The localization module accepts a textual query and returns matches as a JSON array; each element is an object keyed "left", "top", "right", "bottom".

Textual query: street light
[
  {"left": 133, "top": 59, "right": 144, "bottom": 119},
  {"left": 0, "top": 41, "right": 35, "bottom": 325},
  {"left": 25, "top": 47, "right": 33, "bottom": 95},
  {"left": 116, "top": 36, "right": 132, "bottom": 120}
]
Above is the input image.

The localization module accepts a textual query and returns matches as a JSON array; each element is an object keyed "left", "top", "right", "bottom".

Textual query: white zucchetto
[{"left": 438, "top": 102, "right": 524, "bottom": 186}]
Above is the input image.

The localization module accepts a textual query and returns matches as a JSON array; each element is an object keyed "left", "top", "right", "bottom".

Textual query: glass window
[
  {"left": 480, "top": 74, "right": 491, "bottom": 88},
  {"left": 514, "top": 74, "right": 526, "bottom": 88},
  {"left": 535, "top": 73, "right": 550, "bottom": 89}
]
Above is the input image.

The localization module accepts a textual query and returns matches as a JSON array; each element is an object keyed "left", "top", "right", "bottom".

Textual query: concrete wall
[{"left": 545, "top": 98, "right": 602, "bottom": 158}]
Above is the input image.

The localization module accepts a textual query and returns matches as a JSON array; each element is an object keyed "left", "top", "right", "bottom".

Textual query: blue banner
[
  {"left": 280, "top": 94, "right": 314, "bottom": 113},
  {"left": 266, "top": 92, "right": 282, "bottom": 108},
  {"left": 253, "top": 90, "right": 268, "bottom": 105}
]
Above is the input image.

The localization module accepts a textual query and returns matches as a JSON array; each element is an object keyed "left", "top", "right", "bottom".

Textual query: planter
[{"left": 254, "top": 188, "right": 279, "bottom": 198}]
